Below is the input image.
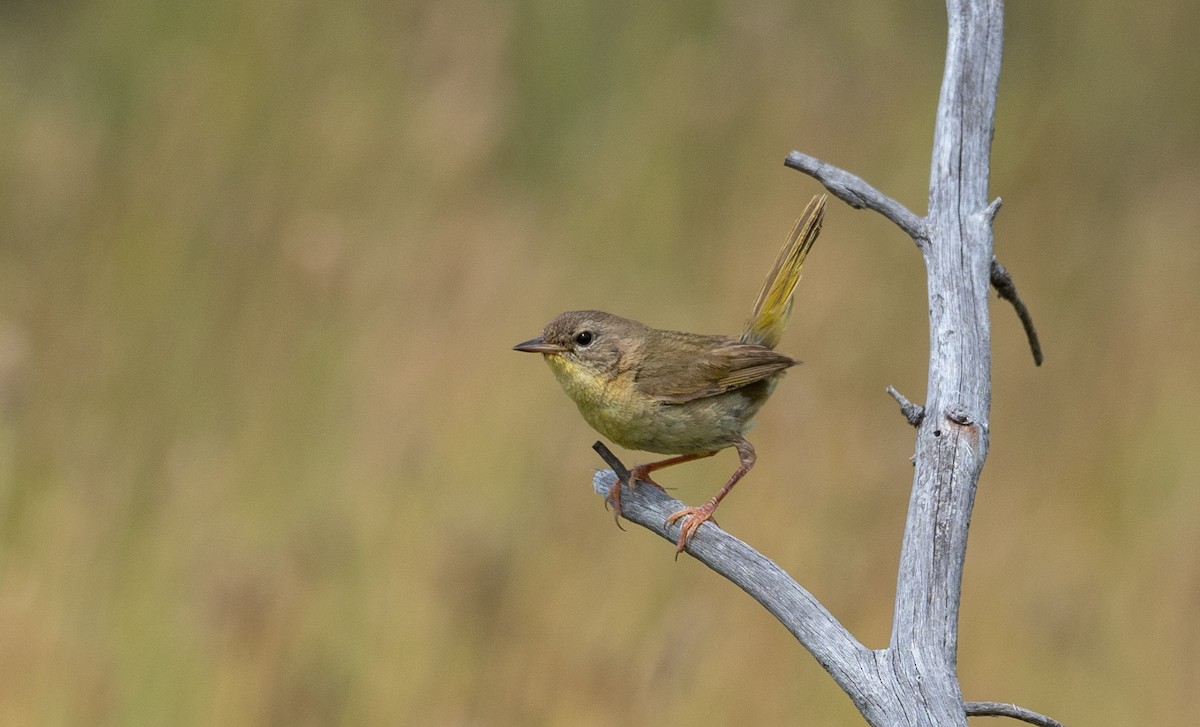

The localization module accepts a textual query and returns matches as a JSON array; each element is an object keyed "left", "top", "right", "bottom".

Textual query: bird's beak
[{"left": 513, "top": 336, "right": 568, "bottom": 354}]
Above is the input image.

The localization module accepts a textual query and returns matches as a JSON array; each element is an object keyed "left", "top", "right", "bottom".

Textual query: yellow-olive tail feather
[{"left": 742, "top": 194, "right": 827, "bottom": 349}]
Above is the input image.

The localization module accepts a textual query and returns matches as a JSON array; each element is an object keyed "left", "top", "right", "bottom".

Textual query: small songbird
[{"left": 514, "top": 195, "right": 826, "bottom": 553}]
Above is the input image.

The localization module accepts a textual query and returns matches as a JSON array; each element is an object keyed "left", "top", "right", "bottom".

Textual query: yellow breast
[{"left": 542, "top": 354, "right": 761, "bottom": 456}]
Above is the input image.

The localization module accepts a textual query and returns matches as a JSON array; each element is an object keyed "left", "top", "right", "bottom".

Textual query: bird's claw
[
  {"left": 664, "top": 504, "right": 719, "bottom": 556},
  {"left": 603, "top": 478, "right": 627, "bottom": 530},
  {"left": 605, "top": 466, "right": 666, "bottom": 529}
]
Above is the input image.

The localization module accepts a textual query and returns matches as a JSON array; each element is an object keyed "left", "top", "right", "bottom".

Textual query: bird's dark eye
[{"left": 574, "top": 330, "right": 594, "bottom": 347}]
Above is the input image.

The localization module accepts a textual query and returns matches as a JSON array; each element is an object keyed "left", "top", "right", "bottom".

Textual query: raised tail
[{"left": 741, "top": 194, "right": 826, "bottom": 349}]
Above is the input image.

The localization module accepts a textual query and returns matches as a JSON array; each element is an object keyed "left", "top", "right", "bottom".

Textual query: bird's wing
[{"left": 633, "top": 334, "right": 798, "bottom": 404}]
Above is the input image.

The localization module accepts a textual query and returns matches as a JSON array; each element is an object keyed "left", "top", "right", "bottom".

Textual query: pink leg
[{"left": 665, "top": 438, "right": 756, "bottom": 554}]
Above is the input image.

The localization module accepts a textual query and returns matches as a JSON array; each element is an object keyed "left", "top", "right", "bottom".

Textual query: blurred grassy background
[{"left": 1, "top": 0, "right": 1198, "bottom": 724}]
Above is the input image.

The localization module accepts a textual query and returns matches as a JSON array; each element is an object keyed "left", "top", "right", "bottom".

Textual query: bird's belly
[{"left": 581, "top": 381, "right": 774, "bottom": 455}]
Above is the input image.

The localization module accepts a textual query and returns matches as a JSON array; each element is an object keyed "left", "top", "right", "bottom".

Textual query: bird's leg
[
  {"left": 606, "top": 451, "right": 717, "bottom": 526},
  {"left": 665, "top": 438, "right": 756, "bottom": 555}
]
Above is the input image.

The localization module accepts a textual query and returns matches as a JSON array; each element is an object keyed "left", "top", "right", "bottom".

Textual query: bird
[{"left": 514, "top": 194, "right": 826, "bottom": 553}]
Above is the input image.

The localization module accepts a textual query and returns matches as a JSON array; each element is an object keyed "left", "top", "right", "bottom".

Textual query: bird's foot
[
  {"left": 664, "top": 502, "right": 719, "bottom": 556},
  {"left": 604, "top": 464, "right": 665, "bottom": 528}
]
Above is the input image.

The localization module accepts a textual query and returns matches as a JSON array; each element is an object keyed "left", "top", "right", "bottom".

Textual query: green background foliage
[{"left": 1, "top": 1, "right": 1197, "bottom": 724}]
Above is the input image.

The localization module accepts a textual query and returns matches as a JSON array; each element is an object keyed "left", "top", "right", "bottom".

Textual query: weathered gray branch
[
  {"left": 592, "top": 463, "right": 881, "bottom": 709},
  {"left": 886, "top": 385, "right": 926, "bottom": 427},
  {"left": 965, "top": 701, "right": 1066, "bottom": 727},
  {"left": 784, "top": 151, "right": 927, "bottom": 244},
  {"left": 588, "top": 1, "right": 1061, "bottom": 725},
  {"left": 990, "top": 259, "right": 1045, "bottom": 365},
  {"left": 593, "top": 457, "right": 1060, "bottom": 727},
  {"left": 590, "top": 458, "right": 931, "bottom": 725}
]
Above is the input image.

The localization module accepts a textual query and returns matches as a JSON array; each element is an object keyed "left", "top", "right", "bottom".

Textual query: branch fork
[
  {"left": 592, "top": 448, "right": 1061, "bottom": 727},
  {"left": 784, "top": 154, "right": 1042, "bottom": 367}
]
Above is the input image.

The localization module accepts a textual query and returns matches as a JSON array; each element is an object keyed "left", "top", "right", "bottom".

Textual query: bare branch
[
  {"left": 590, "top": 463, "right": 878, "bottom": 703},
  {"left": 966, "top": 701, "right": 1066, "bottom": 727},
  {"left": 591, "top": 440, "right": 631, "bottom": 483},
  {"left": 784, "top": 151, "right": 927, "bottom": 244},
  {"left": 886, "top": 385, "right": 925, "bottom": 427},
  {"left": 990, "top": 259, "right": 1045, "bottom": 366},
  {"left": 985, "top": 197, "right": 1003, "bottom": 222}
]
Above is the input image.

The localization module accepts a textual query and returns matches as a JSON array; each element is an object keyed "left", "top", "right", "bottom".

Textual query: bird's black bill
[{"left": 513, "top": 336, "right": 568, "bottom": 354}]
